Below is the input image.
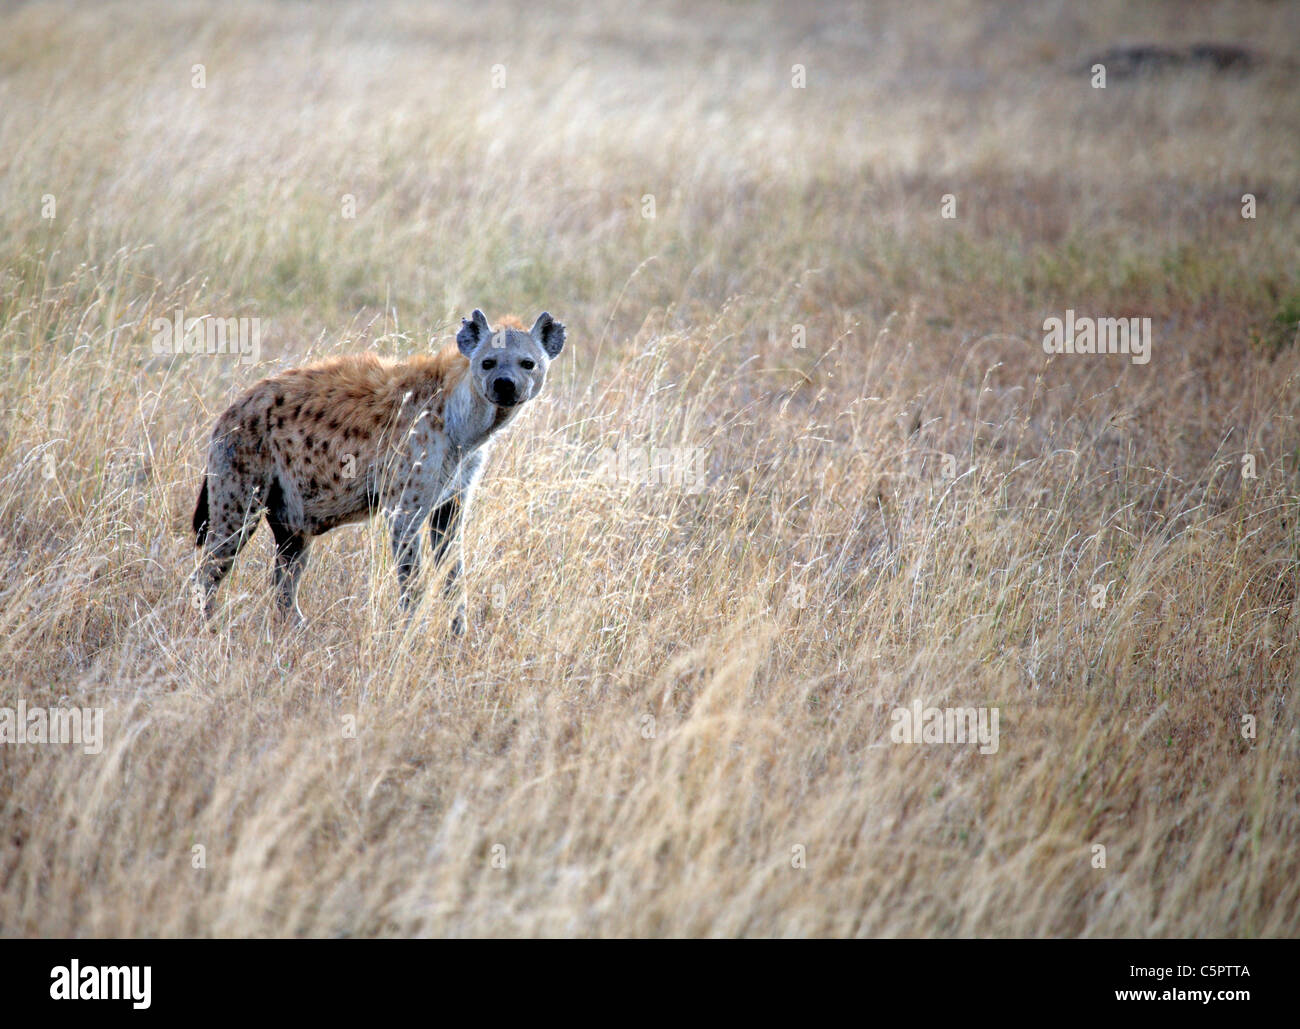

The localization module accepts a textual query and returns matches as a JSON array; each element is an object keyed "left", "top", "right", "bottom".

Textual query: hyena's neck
[{"left": 445, "top": 371, "right": 518, "bottom": 453}]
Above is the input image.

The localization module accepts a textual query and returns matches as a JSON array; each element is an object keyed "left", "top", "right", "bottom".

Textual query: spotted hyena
[{"left": 191, "top": 310, "right": 565, "bottom": 631}]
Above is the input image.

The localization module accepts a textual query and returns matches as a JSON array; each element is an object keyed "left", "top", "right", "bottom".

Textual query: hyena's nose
[{"left": 490, "top": 377, "right": 518, "bottom": 406}]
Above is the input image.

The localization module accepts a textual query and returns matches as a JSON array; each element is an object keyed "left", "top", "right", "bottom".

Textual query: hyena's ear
[
  {"left": 530, "top": 312, "right": 566, "bottom": 358},
  {"left": 457, "top": 309, "right": 492, "bottom": 355}
]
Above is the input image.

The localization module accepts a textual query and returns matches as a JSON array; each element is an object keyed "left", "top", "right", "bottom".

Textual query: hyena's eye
[
  {"left": 481, "top": 358, "right": 497, "bottom": 370},
  {"left": 520, "top": 359, "right": 535, "bottom": 370}
]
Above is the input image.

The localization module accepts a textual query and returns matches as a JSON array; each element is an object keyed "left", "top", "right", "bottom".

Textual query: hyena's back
[{"left": 194, "top": 348, "right": 466, "bottom": 543}]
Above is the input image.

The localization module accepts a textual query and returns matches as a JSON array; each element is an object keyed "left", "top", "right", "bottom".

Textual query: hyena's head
[{"left": 456, "top": 309, "right": 565, "bottom": 409}]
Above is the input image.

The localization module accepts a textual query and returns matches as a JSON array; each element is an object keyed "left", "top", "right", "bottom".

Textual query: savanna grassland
[{"left": 1, "top": 0, "right": 1298, "bottom": 937}]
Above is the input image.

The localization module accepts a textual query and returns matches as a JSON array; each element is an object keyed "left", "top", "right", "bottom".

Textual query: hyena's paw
[
  {"left": 187, "top": 577, "right": 220, "bottom": 628},
  {"left": 398, "top": 588, "right": 424, "bottom": 619}
]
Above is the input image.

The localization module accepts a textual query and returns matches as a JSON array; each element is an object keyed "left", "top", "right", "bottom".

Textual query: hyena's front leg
[
  {"left": 388, "top": 504, "right": 429, "bottom": 614},
  {"left": 429, "top": 492, "right": 468, "bottom": 636}
]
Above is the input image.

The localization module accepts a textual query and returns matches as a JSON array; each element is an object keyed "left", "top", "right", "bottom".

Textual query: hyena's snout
[{"left": 490, "top": 376, "right": 520, "bottom": 407}]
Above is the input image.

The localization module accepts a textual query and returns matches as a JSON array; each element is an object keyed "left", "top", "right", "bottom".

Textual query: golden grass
[{"left": 1, "top": 0, "right": 1298, "bottom": 936}]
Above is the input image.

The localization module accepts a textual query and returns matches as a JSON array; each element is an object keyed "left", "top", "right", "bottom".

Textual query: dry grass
[{"left": 1, "top": 0, "right": 1298, "bottom": 937}]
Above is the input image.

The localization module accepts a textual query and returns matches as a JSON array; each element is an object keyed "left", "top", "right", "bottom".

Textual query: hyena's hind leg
[
  {"left": 263, "top": 478, "right": 310, "bottom": 624},
  {"left": 192, "top": 457, "right": 268, "bottom": 622},
  {"left": 267, "top": 518, "right": 310, "bottom": 624},
  {"left": 193, "top": 490, "right": 263, "bottom": 620}
]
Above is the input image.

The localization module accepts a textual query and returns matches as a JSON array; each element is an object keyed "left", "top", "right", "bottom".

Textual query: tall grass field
[{"left": 1, "top": 0, "right": 1298, "bottom": 937}]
